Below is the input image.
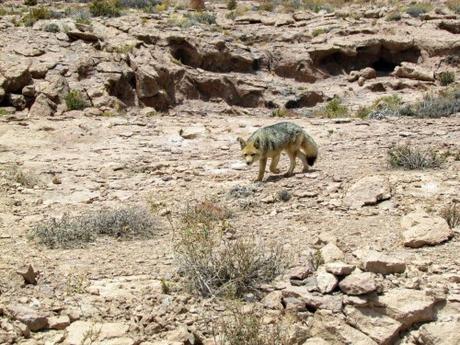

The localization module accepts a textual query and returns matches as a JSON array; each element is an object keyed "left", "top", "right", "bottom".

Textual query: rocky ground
[{"left": 0, "top": 0, "right": 460, "bottom": 344}]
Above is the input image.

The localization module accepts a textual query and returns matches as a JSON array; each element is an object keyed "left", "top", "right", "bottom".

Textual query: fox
[{"left": 237, "top": 122, "right": 318, "bottom": 182}]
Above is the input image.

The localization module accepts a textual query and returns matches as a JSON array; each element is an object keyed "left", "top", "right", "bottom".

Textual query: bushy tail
[{"left": 301, "top": 132, "right": 318, "bottom": 166}]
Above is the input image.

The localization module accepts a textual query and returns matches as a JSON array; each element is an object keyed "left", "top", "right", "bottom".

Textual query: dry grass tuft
[
  {"left": 30, "top": 206, "right": 159, "bottom": 248},
  {"left": 173, "top": 200, "right": 285, "bottom": 298},
  {"left": 388, "top": 145, "right": 444, "bottom": 170},
  {"left": 441, "top": 203, "right": 460, "bottom": 229}
]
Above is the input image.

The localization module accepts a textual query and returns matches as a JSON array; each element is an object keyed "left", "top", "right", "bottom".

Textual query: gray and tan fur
[{"left": 237, "top": 122, "right": 318, "bottom": 182}]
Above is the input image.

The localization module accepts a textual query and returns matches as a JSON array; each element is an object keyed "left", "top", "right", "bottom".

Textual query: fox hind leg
[
  {"left": 270, "top": 153, "right": 281, "bottom": 174},
  {"left": 285, "top": 151, "right": 296, "bottom": 177}
]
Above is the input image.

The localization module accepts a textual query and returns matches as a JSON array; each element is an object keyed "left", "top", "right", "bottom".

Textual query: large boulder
[
  {"left": 28, "top": 94, "right": 57, "bottom": 117},
  {"left": 415, "top": 320, "right": 460, "bottom": 345},
  {"left": 0, "top": 54, "right": 32, "bottom": 93},
  {"left": 6, "top": 304, "right": 48, "bottom": 332}
]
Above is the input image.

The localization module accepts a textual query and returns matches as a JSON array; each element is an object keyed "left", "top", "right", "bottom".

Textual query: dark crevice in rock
[
  {"left": 168, "top": 37, "right": 259, "bottom": 74},
  {"left": 313, "top": 44, "right": 422, "bottom": 77}
]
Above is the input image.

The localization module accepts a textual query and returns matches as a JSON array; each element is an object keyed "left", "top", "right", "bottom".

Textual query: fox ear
[
  {"left": 237, "top": 137, "right": 246, "bottom": 149},
  {"left": 253, "top": 138, "right": 260, "bottom": 149}
]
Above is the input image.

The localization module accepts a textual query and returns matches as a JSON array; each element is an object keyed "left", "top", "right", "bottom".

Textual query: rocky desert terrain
[{"left": 0, "top": 0, "right": 460, "bottom": 344}]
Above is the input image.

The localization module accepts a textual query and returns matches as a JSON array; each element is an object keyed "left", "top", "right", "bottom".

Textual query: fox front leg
[
  {"left": 256, "top": 157, "right": 267, "bottom": 182},
  {"left": 269, "top": 153, "right": 281, "bottom": 174}
]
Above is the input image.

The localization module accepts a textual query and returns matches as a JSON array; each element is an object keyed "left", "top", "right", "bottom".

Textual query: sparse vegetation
[
  {"left": 173, "top": 200, "right": 284, "bottom": 298},
  {"left": 65, "top": 90, "right": 88, "bottom": 110},
  {"left": 0, "top": 108, "right": 10, "bottom": 116},
  {"left": 29, "top": 206, "right": 159, "bottom": 249},
  {"left": 90, "top": 0, "right": 122, "bottom": 17},
  {"left": 441, "top": 202, "right": 460, "bottom": 229},
  {"left": 169, "top": 11, "right": 217, "bottom": 28},
  {"left": 44, "top": 22, "right": 60, "bottom": 33},
  {"left": 227, "top": 0, "right": 237, "bottom": 11},
  {"left": 446, "top": 0, "right": 460, "bottom": 14},
  {"left": 399, "top": 88, "right": 460, "bottom": 118},
  {"left": 316, "top": 97, "right": 349, "bottom": 118},
  {"left": 3, "top": 164, "right": 42, "bottom": 188},
  {"left": 65, "top": 274, "right": 89, "bottom": 295},
  {"left": 385, "top": 10, "right": 401, "bottom": 21},
  {"left": 21, "top": 6, "right": 52, "bottom": 27},
  {"left": 271, "top": 107, "right": 289, "bottom": 117},
  {"left": 212, "top": 304, "right": 291, "bottom": 345},
  {"left": 405, "top": 2, "right": 432, "bottom": 17},
  {"left": 438, "top": 71, "right": 455, "bottom": 86},
  {"left": 368, "top": 94, "right": 403, "bottom": 119},
  {"left": 119, "top": 0, "right": 161, "bottom": 9},
  {"left": 388, "top": 145, "right": 444, "bottom": 170},
  {"left": 113, "top": 43, "right": 136, "bottom": 54},
  {"left": 312, "top": 27, "right": 329, "bottom": 37}
]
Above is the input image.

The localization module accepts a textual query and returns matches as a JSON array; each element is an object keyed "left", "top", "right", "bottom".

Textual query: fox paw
[
  {"left": 284, "top": 172, "right": 294, "bottom": 177},
  {"left": 270, "top": 169, "right": 281, "bottom": 174}
]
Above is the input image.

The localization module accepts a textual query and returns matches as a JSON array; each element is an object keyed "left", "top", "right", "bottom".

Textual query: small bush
[
  {"left": 44, "top": 22, "right": 60, "bottom": 32},
  {"left": 174, "top": 201, "right": 284, "bottom": 298},
  {"left": 22, "top": 7, "right": 52, "bottom": 26},
  {"left": 312, "top": 27, "right": 328, "bottom": 37},
  {"left": 399, "top": 88, "right": 460, "bottom": 118},
  {"left": 385, "top": 10, "right": 401, "bottom": 21},
  {"left": 438, "top": 71, "right": 455, "bottom": 86},
  {"left": 388, "top": 145, "right": 444, "bottom": 170},
  {"left": 65, "top": 90, "right": 88, "bottom": 110},
  {"left": 29, "top": 206, "right": 159, "bottom": 248},
  {"left": 271, "top": 108, "right": 289, "bottom": 117},
  {"left": 0, "top": 108, "right": 10, "bottom": 116},
  {"left": 169, "top": 11, "right": 217, "bottom": 28},
  {"left": 3, "top": 164, "right": 42, "bottom": 187},
  {"left": 441, "top": 203, "right": 460, "bottom": 229},
  {"left": 90, "top": 0, "right": 122, "bottom": 17},
  {"left": 316, "top": 97, "right": 348, "bottom": 118},
  {"left": 368, "top": 94, "right": 403, "bottom": 119},
  {"left": 356, "top": 106, "right": 371, "bottom": 119},
  {"left": 446, "top": 0, "right": 460, "bottom": 14},
  {"left": 24, "top": 0, "right": 37, "bottom": 6},
  {"left": 212, "top": 305, "right": 291, "bottom": 345},
  {"left": 405, "top": 3, "right": 432, "bottom": 17},
  {"left": 119, "top": 0, "right": 161, "bottom": 9},
  {"left": 227, "top": 0, "right": 237, "bottom": 11}
]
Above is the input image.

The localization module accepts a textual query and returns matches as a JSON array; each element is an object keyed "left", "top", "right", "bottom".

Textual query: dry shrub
[
  {"left": 388, "top": 145, "right": 444, "bottom": 170},
  {"left": 441, "top": 203, "right": 460, "bottom": 229},
  {"left": 174, "top": 201, "right": 285, "bottom": 298},
  {"left": 212, "top": 304, "right": 293, "bottom": 345},
  {"left": 2, "top": 164, "right": 42, "bottom": 188},
  {"left": 30, "top": 206, "right": 159, "bottom": 248}
]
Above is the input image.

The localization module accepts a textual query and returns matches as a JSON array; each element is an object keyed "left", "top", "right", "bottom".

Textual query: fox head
[{"left": 237, "top": 137, "right": 261, "bottom": 166}]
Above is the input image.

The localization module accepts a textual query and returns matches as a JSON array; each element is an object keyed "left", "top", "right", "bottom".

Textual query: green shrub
[
  {"left": 316, "top": 97, "right": 348, "bottom": 118},
  {"left": 385, "top": 10, "right": 401, "bottom": 21},
  {"left": 227, "top": 0, "right": 237, "bottom": 10},
  {"left": 22, "top": 6, "right": 52, "bottom": 26},
  {"left": 438, "top": 71, "right": 455, "bottom": 86},
  {"left": 0, "top": 108, "right": 10, "bottom": 116},
  {"left": 169, "top": 11, "right": 217, "bottom": 28},
  {"left": 65, "top": 90, "right": 88, "bottom": 110},
  {"left": 271, "top": 107, "right": 289, "bottom": 117},
  {"left": 24, "top": 0, "right": 37, "bottom": 6},
  {"left": 368, "top": 94, "right": 403, "bottom": 119},
  {"left": 90, "top": 0, "right": 122, "bottom": 17},
  {"left": 29, "top": 206, "right": 159, "bottom": 248},
  {"left": 44, "top": 22, "right": 60, "bottom": 32},
  {"left": 405, "top": 3, "right": 432, "bottom": 17},
  {"left": 388, "top": 145, "right": 444, "bottom": 170}
]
